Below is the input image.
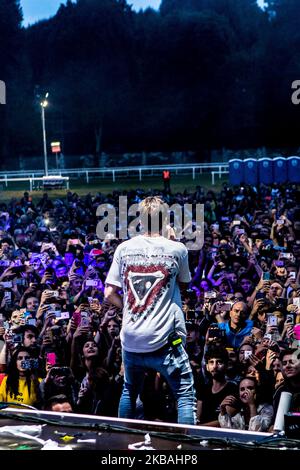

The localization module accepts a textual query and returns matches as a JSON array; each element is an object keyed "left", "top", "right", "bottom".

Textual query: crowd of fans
[{"left": 0, "top": 182, "right": 299, "bottom": 432}]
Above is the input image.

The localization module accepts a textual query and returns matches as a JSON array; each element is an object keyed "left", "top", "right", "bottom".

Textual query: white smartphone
[
  {"left": 267, "top": 314, "right": 277, "bottom": 326},
  {"left": 244, "top": 350, "right": 252, "bottom": 360}
]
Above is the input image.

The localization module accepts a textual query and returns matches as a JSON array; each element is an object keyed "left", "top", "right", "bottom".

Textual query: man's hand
[
  {"left": 251, "top": 327, "right": 263, "bottom": 340},
  {"left": 241, "top": 388, "right": 256, "bottom": 406},
  {"left": 90, "top": 299, "right": 101, "bottom": 315},
  {"left": 40, "top": 272, "right": 54, "bottom": 285},
  {"left": 73, "top": 325, "right": 90, "bottom": 339},
  {"left": 265, "top": 349, "right": 277, "bottom": 370},
  {"left": 220, "top": 396, "right": 238, "bottom": 416},
  {"left": 36, "top": 303, "right": 50, "bottom": 319}
]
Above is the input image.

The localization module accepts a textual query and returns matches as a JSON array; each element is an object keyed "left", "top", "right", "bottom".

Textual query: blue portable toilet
[
  {"left": 229, "top": 159, "right": 244, "bottom": 186},
  {"left": 287, "top": 156, "right": 300, "bottom": 183},
  {"left": 258, "top": 158, "right": 273, "bottom": 184},
  {"left": 243, "top": 158, "right": 258, "bottom": 186},
  {"left": 273, "top": 157, "right": 287, "bottom": 183}
]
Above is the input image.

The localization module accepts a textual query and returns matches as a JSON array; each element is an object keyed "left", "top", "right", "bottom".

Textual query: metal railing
[
  {"left": 0, "top": 162, "right": 229, "bottom": 187},
  {"left": 0, "top": 176, "right": 69, "bottom": 191},
  {"left": 211, "top": 170, "right": 229, "bottom": 185}
]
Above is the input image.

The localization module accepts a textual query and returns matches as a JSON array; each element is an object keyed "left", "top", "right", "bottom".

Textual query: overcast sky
[
  {"left": 21, "top": 0, "right": 161, "bottom": 26},
  {"left": 21, "top": 0, "right": 266, "bottom": 26}
]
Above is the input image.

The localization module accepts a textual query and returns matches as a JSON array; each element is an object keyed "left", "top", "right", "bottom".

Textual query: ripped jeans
[{"left": 118, "top": 344, "right": 196, "bottom": 425}]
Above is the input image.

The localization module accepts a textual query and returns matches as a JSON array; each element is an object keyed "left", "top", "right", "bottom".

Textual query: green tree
[
  {"left": 261, "top": 0, "right": 300, "bottom": 147},
  {"left": 0, "top": 0, "right": 23, "bottom": 164}
]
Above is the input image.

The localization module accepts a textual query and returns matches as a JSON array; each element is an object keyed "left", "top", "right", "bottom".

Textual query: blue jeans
[{"left": 118, "top": 344, "right": 196, "bottom": 425}]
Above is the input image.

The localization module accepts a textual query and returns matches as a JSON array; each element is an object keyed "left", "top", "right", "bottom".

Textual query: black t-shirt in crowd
[{"left": 196, "top": 381, "right": 238, "bottom": 424}]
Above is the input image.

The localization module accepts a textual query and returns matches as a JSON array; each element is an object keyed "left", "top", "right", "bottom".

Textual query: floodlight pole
[{"left": 41, "top": 92, "right": 49, "bottom": 177}]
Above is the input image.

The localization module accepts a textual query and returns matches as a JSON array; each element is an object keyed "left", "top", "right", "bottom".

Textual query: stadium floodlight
[{"left": 40, "top": 92, "right": 49, "bottom": 176}]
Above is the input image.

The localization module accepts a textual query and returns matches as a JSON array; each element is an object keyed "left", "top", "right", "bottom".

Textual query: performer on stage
[{"left": 104, "top": 196, "right": 196, "bottom": 425}]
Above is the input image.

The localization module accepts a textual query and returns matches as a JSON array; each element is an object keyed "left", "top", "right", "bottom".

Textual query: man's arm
[
  {"left": 104, "top": 284, "right": 123, "bottom": 310},
  {"left": 196, "top": 399, "right": 203, "bottom": 423},
  {"left": 200, "top": 420, "right": 220, "bottom": 428}
]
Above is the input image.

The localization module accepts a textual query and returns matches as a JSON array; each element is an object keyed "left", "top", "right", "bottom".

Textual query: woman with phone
[
  {"left": 39, "top": 360, "right": 79, "bottom": 409},
  {"left": 0, "top": 346, "right": 41, "bottom": 407}
]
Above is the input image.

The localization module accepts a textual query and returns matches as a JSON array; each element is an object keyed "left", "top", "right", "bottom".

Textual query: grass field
[{"left": 0, "top": 173, "right": 228, "bottom": 202}]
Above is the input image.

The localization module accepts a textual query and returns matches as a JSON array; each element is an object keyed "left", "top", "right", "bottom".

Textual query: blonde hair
[
  {"left": 139, "top": 196, "right": 166, "bottom": 234},
  {"left": 139, "top": 196, "right": 164, "bottom": 216}
]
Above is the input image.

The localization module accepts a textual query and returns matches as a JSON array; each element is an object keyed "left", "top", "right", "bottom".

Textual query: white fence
[
  {"left": 0, "top": 176, "right": 69, "bottom": 191},
  {"left": 0, "top": 162, "right": 229, "bottom": 189}
]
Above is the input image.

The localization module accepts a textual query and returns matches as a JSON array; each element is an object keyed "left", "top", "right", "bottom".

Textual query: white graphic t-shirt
[{"left": 106, "top": 235, "right": 191, "bottom": 353}]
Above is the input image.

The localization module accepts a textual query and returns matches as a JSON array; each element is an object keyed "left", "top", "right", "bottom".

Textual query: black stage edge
[
  {"left": 0, "top": 408, "right": 298, "bottom": 467},
  {"left": 0, "top": 407, "right": 272, "bottom": 450}
]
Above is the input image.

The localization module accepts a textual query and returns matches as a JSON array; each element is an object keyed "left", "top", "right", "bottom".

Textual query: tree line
[{"left": 0, "top": 0, "right": 300, "bottom": 167}]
